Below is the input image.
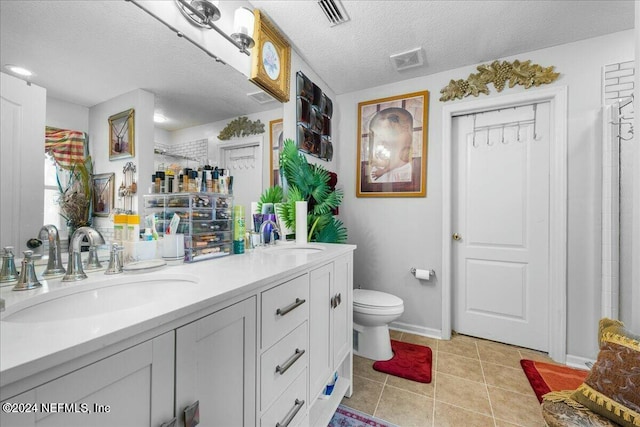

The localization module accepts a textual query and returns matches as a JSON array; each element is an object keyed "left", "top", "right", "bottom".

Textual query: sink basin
[
  {"left": 1, "top": 274, "right": 199, "bottom": 323},
  {"left": 264, "top": 244, "right": 325, "bottom": 255}
]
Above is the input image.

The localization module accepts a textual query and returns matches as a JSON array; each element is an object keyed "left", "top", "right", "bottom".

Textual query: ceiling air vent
[
  {"left": 318, "top": 0, "right": 350, "bottom": 27},
  {"left": 390, "top": 47, "right": 425, "bottom": 71},
  {"left": 247, "top": 90, "right": 276, "bottom": 104}
]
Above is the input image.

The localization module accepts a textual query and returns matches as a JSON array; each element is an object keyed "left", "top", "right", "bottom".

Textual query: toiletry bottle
[
  {"left": 189, "top": 170, "right": 198, "bottom": 192},
  {"left": 127, "top": 214, "right": 141, "bottom": 241},
  {"left": 212, "top": 168, "right": 220, "bottom": 193},
  {"left": 157, "top": 171, "right": 165, "bottom": 193},
  {"left": 233, "top": 205, "right": 245, "bottom": 254},
  {"left": 200, "top": 170, "right": 208, "bottom": 192},
  {"left": 182, "top": 170, "right": 189, "bottom": 193},
  {"left": 113, "top": 214, "right": 127, "bottom": 243},
  {"left": 154, "top": 174, "right": 161, "bottom": 194},
  {"left": 143, "top": 228, "right": 153, "bottom": 241},
  {"left": 151, "top": 174, "right": 156, "bottom": 193}
]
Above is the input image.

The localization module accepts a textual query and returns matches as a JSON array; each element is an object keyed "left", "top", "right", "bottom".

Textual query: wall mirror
[{"left": 0, "top": 0, "right": 282, "bottom": 250}]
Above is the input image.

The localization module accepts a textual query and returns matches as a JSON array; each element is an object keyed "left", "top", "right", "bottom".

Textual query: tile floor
[{"left": 340, "top": 330, "right": 557, "bottom": 427}]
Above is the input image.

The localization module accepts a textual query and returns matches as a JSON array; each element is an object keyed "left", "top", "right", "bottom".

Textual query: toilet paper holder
[{"left": 410, "top": 267, "right": 435, "bottom": 278}]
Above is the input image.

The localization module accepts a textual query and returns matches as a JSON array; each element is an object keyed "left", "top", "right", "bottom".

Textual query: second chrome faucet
[{"left": 62, "top": 227, "right": 105, "bottom": 282}]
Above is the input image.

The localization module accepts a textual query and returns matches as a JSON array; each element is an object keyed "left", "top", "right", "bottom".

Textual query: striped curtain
[{"left": 45, "top": 126, "right": 88, "bottom": 168}]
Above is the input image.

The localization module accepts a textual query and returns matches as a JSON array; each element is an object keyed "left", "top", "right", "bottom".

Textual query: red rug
[
  {"left": 372, "top": 340, "right": 432, "bottom": 383},
  {"left": 520, "top": 359, "right": 589, "bottom": 403}
]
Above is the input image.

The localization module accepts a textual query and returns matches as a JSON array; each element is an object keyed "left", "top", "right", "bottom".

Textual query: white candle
[{"left": 295, "top": 201, "right": 308, "bottom": 245}]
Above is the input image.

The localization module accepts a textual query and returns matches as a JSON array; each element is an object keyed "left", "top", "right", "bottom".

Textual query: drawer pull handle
[
  {"left": 275, "top": 398, "right": 305, "bottom": 427},
  {"left": 275, "top": 348, "right": 305, "bottom": 375},
  {"left": 276, "top": 298, "right": 306, "bottom": 316}
]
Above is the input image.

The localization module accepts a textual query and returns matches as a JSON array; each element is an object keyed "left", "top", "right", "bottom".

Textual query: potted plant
[{"left": 258, "top": 139, "right": 347, "bottom": 243}]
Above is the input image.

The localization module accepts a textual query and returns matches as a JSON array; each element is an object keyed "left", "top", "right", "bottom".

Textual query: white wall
[
  {"left": 335, "top": 30, "right": 635, "bottom": 360},
  {"left": 46, "top": 97, "right": 89, "bottom": 132}
]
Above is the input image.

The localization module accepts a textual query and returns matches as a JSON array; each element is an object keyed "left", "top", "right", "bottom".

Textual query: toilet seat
[{"left": 353, "top": 289, "right": 403, "bottom": 309}]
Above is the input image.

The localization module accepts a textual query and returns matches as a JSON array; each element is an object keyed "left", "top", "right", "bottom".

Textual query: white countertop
[{"left": 0, "top": 242, "right": 355, "bottom": 389}]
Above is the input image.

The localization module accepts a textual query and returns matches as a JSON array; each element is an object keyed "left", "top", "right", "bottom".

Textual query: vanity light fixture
[
  {"left": 4, "top": 64, "right": 33, "bottom": 77},
  {"left": 175, "top": 0, "right": 255, "bottom": 55}
]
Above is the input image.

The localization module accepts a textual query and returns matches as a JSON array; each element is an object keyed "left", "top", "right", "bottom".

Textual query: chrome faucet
[
  {"left": 0, "top": 247, "right": 19, "bottom": 283},
  {"left": 62, "top": 227, "right": 105, "bottom": 282},
  {"left": 13, "top": 250, "right": 42, "bottom": 291},
  {"left": 259, "top": 219, "right": 280, "bottom": 246},
  {"left": 38, "top": 225, "right": 66, "bottom": 277},
  {"left": 105, "top": 243, "right": 123, "bottom": 275}
]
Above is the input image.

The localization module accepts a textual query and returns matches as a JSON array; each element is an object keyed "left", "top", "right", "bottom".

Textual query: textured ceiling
[
  {"left": 1, "top": 1, "right": 635, "bottom": 132},
  {"left": 252, "top": 0, "right": 635, "bottom": 94}
]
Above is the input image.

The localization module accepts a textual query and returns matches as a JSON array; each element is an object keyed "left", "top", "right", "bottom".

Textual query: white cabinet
[
  {"left": 308, "top": 253, "right": 353, "bottom": 426},
  {"left": 1, "top": 246, "right": 355, "bottom": 427},
  {"left": 0, "top": 332, "right": 175, "bottom": 427},
  {"left": 176, "top": 296, "right": 256, "bottom": 427}
]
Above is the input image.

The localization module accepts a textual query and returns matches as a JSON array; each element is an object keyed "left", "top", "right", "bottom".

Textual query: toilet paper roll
[
  {"left": 414, "top": 269, "right": 431, "bottom": 280},
  {"left": 295, "top": 201, "right": 308, "bottom": 245}
]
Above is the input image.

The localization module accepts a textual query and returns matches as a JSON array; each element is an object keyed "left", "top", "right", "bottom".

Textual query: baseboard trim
[
  {"left": 565, "top": 354, "right": 596, "bottom": 370},
  {"left": 389, "top": 321, "right": 442, "bottom": 340}
]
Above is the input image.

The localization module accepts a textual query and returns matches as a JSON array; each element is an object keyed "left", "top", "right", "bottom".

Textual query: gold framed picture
[
  {"left": 91, "top": 173, "right": 115, "bottom": 217},
  {"left": 250, "top": 10, "right": 291, "bottom": 103},
  {"left": 108, "top": 108, "right": 135, "bottom": 160},
  {"left": 269, "top": 118, "right": 283, "bottom": 186},
  {"left": 356, "top": 91, "right": 429, "bottom": 198}
]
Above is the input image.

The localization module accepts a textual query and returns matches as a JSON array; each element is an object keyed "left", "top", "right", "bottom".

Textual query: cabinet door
[
  {"left": 332, "top": 254, "right": 352, "bottom": 367},
  {"left": 308, "top": 263, "right": 333, "bottom": 400},
  {"left": 0, "top": 332, "right": 175, "bottom": 427},
  {"left": 176, "top": 296, "right": 256, "bottom": 427}
]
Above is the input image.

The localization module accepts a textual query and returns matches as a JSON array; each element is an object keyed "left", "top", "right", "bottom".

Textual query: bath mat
[
  {"left": 372, "top": 340, "right": 432, "bottom": 383},
  {"left": 328, "top": 404, "right": 399, "bottom": 427},
  {"left": 520, "top": 359, "right": 589, "bottom": 403}
]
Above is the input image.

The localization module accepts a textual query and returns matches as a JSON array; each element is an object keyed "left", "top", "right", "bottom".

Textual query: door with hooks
[{"left": 451, "top": 102, "right": 551, "bottom": 351}]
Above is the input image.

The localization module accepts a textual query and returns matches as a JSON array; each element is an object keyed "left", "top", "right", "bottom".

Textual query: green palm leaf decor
[{"left": 260, "top": 139, "right": 347, "bottom": 243}]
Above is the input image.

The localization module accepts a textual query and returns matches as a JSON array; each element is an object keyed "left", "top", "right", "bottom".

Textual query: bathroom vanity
[{"left": 0, "top": 243, "right": 355, "bottom": 427}]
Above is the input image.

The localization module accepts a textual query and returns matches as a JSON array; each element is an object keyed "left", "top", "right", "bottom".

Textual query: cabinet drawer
[
  {"left": 261, "top": 274, "right": 309, "bottom": 349},
  {"left": 261, "top": 368, "right": 307, "bottom": 427},
  {"left": 261, "top": 322, "right": 308, "bottom": 411}
]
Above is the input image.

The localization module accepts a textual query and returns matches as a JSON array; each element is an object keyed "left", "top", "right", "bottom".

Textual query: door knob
[{"left": 452, "top": 233, "right": 461, "bottom": 241}]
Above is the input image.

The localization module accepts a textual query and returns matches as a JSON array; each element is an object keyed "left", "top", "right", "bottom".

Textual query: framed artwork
[
  {"left": 250, "top": 10, "right": 291, "bottom": 103},
  {"left": 92, "top": 173, "right": 115, "bottom": 217},
  {"left": 356, "top": 91, "right": 429, "bottom": 198},
  {"left": 269, "top": 118, "right": 283, "bottom": 186},
  {"left": 108, "top": 109, "right": 135, "bottom": 160},
  {"left": 296, "top": 71, "right": 333, "bottom": 161}
]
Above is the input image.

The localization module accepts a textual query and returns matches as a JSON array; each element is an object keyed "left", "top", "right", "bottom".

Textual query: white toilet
[{"left": 353, "top": 289, "right": 404, "bottom": 361}]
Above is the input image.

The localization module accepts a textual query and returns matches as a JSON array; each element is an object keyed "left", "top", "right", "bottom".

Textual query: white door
[
  {"left": 452, "top": 103, "right": 550, "bottom": 351},
  {"left": 1, "top": 72, "right": 46, "bottom": 254}
]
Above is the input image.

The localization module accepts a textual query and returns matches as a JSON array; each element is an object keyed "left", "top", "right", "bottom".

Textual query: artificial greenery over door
[
  {"left": 439, "top": 59, "right": 559, "bottom": 102},
  {"left": 218, "top": 116, "right": 265, "bottom": 140},
  {"left": 259, "top": 139, "right": 347, "bottom": 243}
]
